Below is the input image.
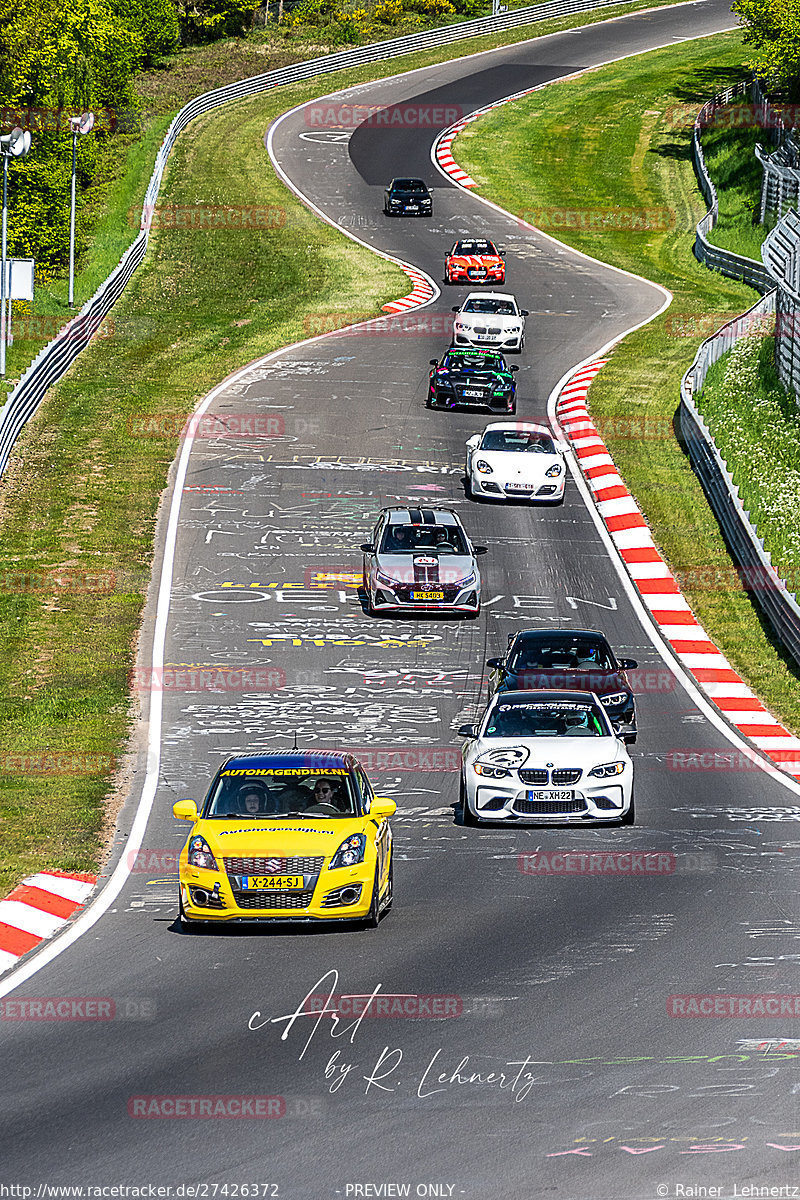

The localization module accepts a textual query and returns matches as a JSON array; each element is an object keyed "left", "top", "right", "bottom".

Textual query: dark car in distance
[
  {"left": 384, "top": 178, "right": 433, "bottom": 216},
  {"left": 487, "top": 629, "right": 638, "bottom": 741}
]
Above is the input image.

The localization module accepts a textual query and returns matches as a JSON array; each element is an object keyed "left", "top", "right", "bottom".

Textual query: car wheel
[
  {"left": 364, "top": 863, "right": 382, "bottom": 928},
  {"left": 619, "top": 793, "right": 635, "bottom": 826},
  {"left": 365, "top": 587, "right": 375, "bottom": 617},
  {"left": 506, "top": 401, "right": 516, "bottom": 414},
  {"left": 461, "top": 775, "right": 478, "bottom": 825},
  {"left": 426, "top": 392, "right": 435, "bottom": 409},
  {"left": 465, "top": 472, "right": 473, "bottom": 499}
]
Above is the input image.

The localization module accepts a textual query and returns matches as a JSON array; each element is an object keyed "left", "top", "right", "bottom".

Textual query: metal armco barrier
[
  {"left": 692, "top": 79, "right": 774, "bottom": 293},
  {"left": 0, "top": 0, "right": 636, "bottom": 479},
  {"left": 678, "top": 289, "right": 800, "bottom": 671}
]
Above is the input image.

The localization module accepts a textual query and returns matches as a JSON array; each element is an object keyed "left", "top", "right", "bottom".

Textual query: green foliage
[
  {"left": 450, "top": 0, "right": 486, "bottom": 14},
  {"left": 402, "top": 0, "right": 456, "bottom": 15},
  {"left": 733, "top": 0, "right": 800, "bottom": 96},
  {"left": 177, "top": 0, "right": 261, "bottom": 40},
  {"left": 110, "top": 0, "right": 180, "bottom": 66}
]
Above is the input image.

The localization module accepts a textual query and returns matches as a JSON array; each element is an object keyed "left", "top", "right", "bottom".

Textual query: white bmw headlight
[{"left": 589, "top": 761, "right": 626, "bottom": 778}]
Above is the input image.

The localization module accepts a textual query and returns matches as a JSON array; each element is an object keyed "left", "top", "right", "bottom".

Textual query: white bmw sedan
[
  {"left": 458, "top": 690, "right": 634, "bottom": 825},
  {"left": 465, "top": 422, "right": 567, "bottom": 502},
  {"left": 451, "top": 291, "right": 528, "bottom": 353}
]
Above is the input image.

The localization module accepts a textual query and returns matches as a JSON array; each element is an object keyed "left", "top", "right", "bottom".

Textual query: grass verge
[
  {"left": 700, "top": 102, "right": 776, "bottom": 260},
  {"left": 455, "top": 30, "right": 800, "bottom": 734},
  {"left": 696, "top": 333, "right": 800, "bottom": 586}
]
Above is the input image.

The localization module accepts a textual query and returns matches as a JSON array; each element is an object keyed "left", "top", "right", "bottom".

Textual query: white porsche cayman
[
  {"left": 465, "top": 422, "right": 567, "bottom": 502},
  {"left": 458, "top": 690, "right": 635, "bottom": 825}
]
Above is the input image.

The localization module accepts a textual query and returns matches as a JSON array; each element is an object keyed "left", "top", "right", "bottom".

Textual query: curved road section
[{"left": 6, "top": 4, "right": 799, "bottom": 1197}]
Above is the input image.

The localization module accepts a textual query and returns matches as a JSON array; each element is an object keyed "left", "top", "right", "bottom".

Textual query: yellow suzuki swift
[{"left": 173, "top": 751, "right": 396, "bottom": 928}]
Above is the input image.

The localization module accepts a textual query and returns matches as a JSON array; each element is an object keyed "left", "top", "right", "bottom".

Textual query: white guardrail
[{"left": 0, "top": 0, "right": 638, "bottom": 477}]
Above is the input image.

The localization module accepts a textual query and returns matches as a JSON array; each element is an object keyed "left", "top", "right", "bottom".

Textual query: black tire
[
  {"left": 461, "top": 775, "right": 478, "bottom": 825},
  {"left": 426, "top": 392, "right": 435, "bottom": 409},
  {"left": 506, "top": 401, "right": 516, "bottom": 415},
  {"left": 619, "top": 793, "right": 635, "bottom": 826},
  {"left": 364, "top": 863, "right": 381, "bottom": 928},
  {"left": 465, "top": 472, "right": 473, "bottom": 499}
]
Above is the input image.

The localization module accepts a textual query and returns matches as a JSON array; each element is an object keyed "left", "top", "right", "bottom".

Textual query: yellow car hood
[{"left": 202, "top": 817, "right": 369, "bottom": 859}]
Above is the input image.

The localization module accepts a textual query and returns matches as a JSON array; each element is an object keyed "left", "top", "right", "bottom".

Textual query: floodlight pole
[
  {"left": 68, "top": 113, "right": 94, "bottom": 309},
  {"left": 68, "top": 126, "right": 77, "bottom": 307}
]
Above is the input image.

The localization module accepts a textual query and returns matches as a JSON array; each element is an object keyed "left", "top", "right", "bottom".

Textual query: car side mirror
[
  {"left": 371, "top": 797, "right": 397, "bottom": 818},
  {"left": 520, "top": 309, "right": 529, "bottom": 317},
  {"left": 452, "top": 306, "right": 460, "bottom": 312},
  {"left": 499, "top": 250, "right": 506, "bottom": 256},
  {"left": 458, "top": 724, "right": 478, "bottom": 738},
  {"left": 618, "top": 658, "right": 638, "bottom": 670},
  {"left": 173, "top": 799, "right": 198, "bottom": 822},
  {"left": 466, "top": 435, "right": 481, "bottom": 448},
  {"left": 621, "top": 730, "right": 637, "bottom": 745},
  {"left": 510, "top": 365, "right": 519, "bottom": 372},
  {"left": 430, "top": 359, "right": 438, "bottom": 366},
  {"left": 486, "top": 657, "right": 503, "bottom": 669},
  {"left": 473, "top": 545, "right": 488, "bottom": 555},
  {"left": 360, "top": 543, "right": 375, "bottom": 553}
]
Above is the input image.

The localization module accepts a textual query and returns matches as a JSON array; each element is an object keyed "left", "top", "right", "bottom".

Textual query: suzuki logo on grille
[{"left": 265, "top": 858, "right": 283, "bottom": 872}]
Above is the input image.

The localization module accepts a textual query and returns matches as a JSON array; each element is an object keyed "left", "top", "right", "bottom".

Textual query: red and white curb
[
  {"left": 382, "top": 264, "right": 436, "bottom": 313},
  {"left": 0, "top": 871, "right": 96, "bottom": 974},
  {"left": 557, "top": 361, "right": 800, "bottom": 780},
  {"left": 435, "top": 123, "right": 479, "bottom": 188}
]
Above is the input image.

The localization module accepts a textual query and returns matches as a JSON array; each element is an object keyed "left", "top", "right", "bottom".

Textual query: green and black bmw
[{"left": 427, "top": 348, "right": 518, "bottom": 413}]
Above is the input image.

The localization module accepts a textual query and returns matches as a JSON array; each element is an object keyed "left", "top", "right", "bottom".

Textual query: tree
[{"left": 733, "top": 0, "right": 800, "bottom": 96}]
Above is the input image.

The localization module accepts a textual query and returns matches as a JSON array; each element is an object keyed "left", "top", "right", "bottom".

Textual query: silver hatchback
[{"left": 361, "top": 507, "right": 485, "bottom": 616}]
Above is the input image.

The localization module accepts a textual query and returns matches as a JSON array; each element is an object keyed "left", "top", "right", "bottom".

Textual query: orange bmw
[{"left": 444, "top": 238, "right": 505, "bottom": 286}]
